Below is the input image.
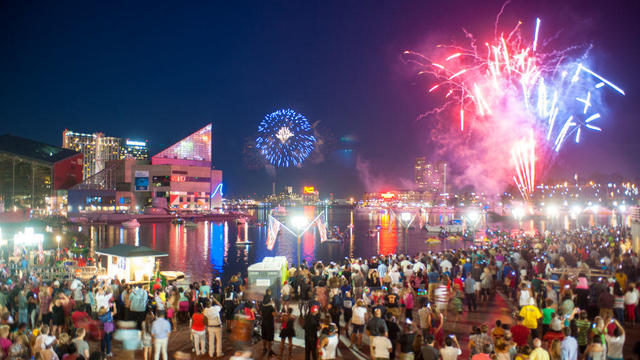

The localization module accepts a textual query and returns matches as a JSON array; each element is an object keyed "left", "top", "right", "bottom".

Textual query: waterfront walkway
[{"left": 97, "top": 292, "right": 519, "bottom": 359}]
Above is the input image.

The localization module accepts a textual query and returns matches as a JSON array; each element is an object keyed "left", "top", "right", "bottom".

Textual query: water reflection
[{"left": 84, "top": 207, "right": 630, "bottom": 283}]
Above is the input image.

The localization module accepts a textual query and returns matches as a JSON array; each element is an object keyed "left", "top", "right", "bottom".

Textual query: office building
[
  {"left": 414, "top": 157, "right": 447, "bottom": 195},
  {"left": 62, "top": 130, "right": 148, "bottom": 179},
  {"left": 120, "top": 140, "right": 149, "bottom": 160},
  {"left": 0, "top": 134, "right": 83, "bottom": 211}
]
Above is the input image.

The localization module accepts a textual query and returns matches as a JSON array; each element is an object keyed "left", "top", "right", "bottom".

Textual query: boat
[
  {"left": 185, "top": 221, "right": 197, "bottom": 228},
  {"left": 236, "top": 240, "right": 253, "bottom": 245},
  {"left": 172, "top": 218, "right": 185, "bottom": 225},
  {"left": 323, "top": 238, "right": 342, "bottom": 244},
  {"left": 121, "top": 219, "right": 140, "bottom": 229},
  {"left": 426, "top": 237, "right": 442, "bottom": 244}
]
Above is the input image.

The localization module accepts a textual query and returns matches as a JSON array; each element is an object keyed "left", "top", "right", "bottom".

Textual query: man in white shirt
[
  {"left": 202, "top": 298, "right": 223, "bottom": 358},
  {"left": 440, "top": 335, "right": 462, "bottom": 360},
  {"left": 440, "top": 258, "right": 453, "bottom": 274},
  {"left": 371, "top": 335, "right": 392, "bottom": 359}
]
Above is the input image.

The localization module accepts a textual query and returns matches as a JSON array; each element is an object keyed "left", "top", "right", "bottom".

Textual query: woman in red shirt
[{"left": 190, "top": 304, "right": 206, "bottom": 356}]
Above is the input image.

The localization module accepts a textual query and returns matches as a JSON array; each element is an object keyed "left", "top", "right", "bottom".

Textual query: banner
[
  {"left": 317, "top": 218, "right": 328, "bottom": 243},
  {"left": 267, "top": 215, "right": 281, "bottom": 251}
]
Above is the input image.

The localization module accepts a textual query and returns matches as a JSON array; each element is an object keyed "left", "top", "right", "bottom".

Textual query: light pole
[
  {"left": 291, "top": 216, "right": 308, "bottom": 268},
  {"left": 56, "top": 235, "right": 61, "bottom": 255},
  {"left": 464, "top": 210, "right": 481, "bottom": 245},
  {"left": 268, "top": 211, "right": 325, "bottom": 268}
]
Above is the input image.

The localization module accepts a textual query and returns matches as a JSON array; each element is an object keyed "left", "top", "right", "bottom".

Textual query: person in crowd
[
  {"left": 151, "top": 311, "right": 171, "bottom": 360},
  {"left": 189, "top": 303, "right": 206, "bottom": 356},
  {"left": 203, "top": 297, "right": 223, "bottom": 358},
  {"left": 260, "top": 299, "right": 276, "bottom": 357},
  {"left": 440, "top": 335, "right": 462, "bottom": 360},
  {"left": 302, "top": 305, "right": 320, "bottom": 360},
  {"left": 318, "top": 323, "right": 338, "bottom": 360},
  {"left": 584, "top": 334, "right": 605, "bottom": 360},
  {"left": 604, "top": 318, "right": 625, "bottom": 360},
  {"left": 371, "top": 333, "right": 393, "bottom": 360},
  {"left": 529, "top": 338, "right": 550, "bottom": 360},
  {"left": 97, "top": 305, "right": 115, "bottom": 357},
  {"left": 520, "top": 298, "right": 542, "bottom": 339},
  {"left": 113, "top": 320, "right": 140, "bottom": 360},
  {"left": 397, "top": 320, "right": 417, "bottom": 360},
  {"left": 141, "top": 312, "right": 154, "bottom": 360},
  {"left": 72, "top": 327, "right": 90, "bottom": 359},
  {"left": 420, "top": 334, "right": 439, "bottom": 360},
  {"left": 279, "top": 307, "right": 296, "bottom": 358}
]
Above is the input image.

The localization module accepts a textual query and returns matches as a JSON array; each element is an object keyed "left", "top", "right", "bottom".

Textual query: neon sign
[
  {"left": 380, "top": 192, "right": 395, "bottom": 199},
  {"left": 171, "top": 175, "right": 186, "bottom": 182}
]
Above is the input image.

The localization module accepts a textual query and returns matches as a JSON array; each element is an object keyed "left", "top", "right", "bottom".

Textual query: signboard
[
  {"left": 134, "top": 170, "right": 149, "bottom": 191},
  {"left": 303, "top": 186, "right": 315, "bottom": 194},
  {"left": 171, "top": 175, "right": 186, "bottom": 182},
  {"left": 256, "top": 279, "right": 271, "bottom": 287},
  {"left": 126, "top": 140, "right": 146, "bottom": 147}
]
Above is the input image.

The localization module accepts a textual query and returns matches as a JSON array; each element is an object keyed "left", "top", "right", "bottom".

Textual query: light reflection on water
[{"left": 86, "top": 207, "right": 630, "bottom": 283}]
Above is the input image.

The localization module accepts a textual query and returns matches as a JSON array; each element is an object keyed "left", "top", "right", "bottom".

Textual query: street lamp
[
  {"left": 512, "top": 207, "right": 525, "bottom": 222},
  {"left": 291, "top": 216, "right": 309, "bottom": 268},
  {"left": 464, "top": 210, "right": 481, "bottom": 245},
  {"left": 56, "top": 235, "right": 61, "bottom": 253},
  {"left": 570, "top": 205, "right": 581, "bottom": 228}
]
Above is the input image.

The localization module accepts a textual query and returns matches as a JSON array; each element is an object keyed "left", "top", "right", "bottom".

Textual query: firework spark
[{"left": 405, "top": 14, "right": 625, "bottom": 200}]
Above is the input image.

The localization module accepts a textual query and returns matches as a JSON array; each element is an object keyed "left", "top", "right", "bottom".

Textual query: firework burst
[
  {"left": 405, "top": 14, "right": 624, "bottom": 200},
  {"left": 256, "top": 109, "right": 316, "bottom": 168}
]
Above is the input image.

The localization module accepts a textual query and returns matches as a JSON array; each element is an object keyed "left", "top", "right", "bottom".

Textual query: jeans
[
  {"left": 154, "top": 338, "right": 168, "bottom": 360},
  {"left": 101, "top": 332, "right": 112, "bottom": 354},
  {"left": 19, "top": 309, "right": 28, "bottom": 325},
  {"left": 207, "top": 326, "right": 223, "bottom": 357},
  {"left": 613, "top": 308, "right": 625, "bottom": 323},
  {"left": 466, "top": 293, "right": 477, "bottom": 311}
]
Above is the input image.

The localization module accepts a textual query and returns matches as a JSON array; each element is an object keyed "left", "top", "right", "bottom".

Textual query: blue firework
[{"left": 256, "top": 109, "right": 316, "bottom": 167}]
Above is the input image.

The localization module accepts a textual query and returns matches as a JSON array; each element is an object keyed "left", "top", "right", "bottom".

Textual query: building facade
[
  {"left": 414, "top": 157, "right": 447, "bottom": 196},
  {"left": 0, "top": 134, "right": 83, "bottom": 211},
  {"left": 62, "top": 130, "right": 148, "bottom": 179},
  {"left": 135, "top": 124, "right": 222, "bottom": 210}
]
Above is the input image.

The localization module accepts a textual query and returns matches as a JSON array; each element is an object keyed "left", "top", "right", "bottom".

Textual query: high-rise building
[
  {"left": 414, "top": 157, "right": 427, "bottom": 189},
  {"left": 62, "top": 130, "right": 148, "bottom": 179},
  {"left": 120, "top": 140, "right": 149, "bottom": 160},
  {"left": 414, "top": 157, "right": 447, "bottom": 195}
]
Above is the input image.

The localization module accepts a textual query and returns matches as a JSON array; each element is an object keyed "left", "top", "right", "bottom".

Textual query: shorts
[
  {"left": 352, "top": 324, "right": 364, "bottom": 333},
  {"left": 473, "top": 283, "right": 481, "bottom": 292}
]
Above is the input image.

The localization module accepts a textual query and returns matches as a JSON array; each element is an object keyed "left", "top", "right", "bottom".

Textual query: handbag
[{"left": 103, "top": 321, "right": 114, "bottom": 333}]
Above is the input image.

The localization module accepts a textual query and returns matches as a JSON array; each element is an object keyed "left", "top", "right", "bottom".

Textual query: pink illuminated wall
[{"left": 152, "top": 124, "right": 212, "bottom": 167}]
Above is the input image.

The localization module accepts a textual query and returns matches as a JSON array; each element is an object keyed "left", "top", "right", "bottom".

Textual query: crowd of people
[{"left": 0, "top": 225, "right": 638, "bottom": 360}]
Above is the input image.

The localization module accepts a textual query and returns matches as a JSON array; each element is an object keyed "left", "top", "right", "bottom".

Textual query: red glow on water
[{"left": 378, "top": 212, "right": 397, "bottom": 255}]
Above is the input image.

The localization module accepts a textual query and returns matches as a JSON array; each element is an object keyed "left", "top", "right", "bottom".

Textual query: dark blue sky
[{"left": 2, "top": 1, "right": 639, "bottom": 198}]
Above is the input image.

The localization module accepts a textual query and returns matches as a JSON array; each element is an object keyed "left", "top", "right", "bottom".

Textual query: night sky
[{"left": 2, "top": 1, "right": 639, "bottom": 198}]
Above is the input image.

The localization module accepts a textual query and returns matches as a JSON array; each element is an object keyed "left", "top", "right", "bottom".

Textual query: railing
[{"left": 36, "top": 264, "right": 106, "bottom": 282}]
